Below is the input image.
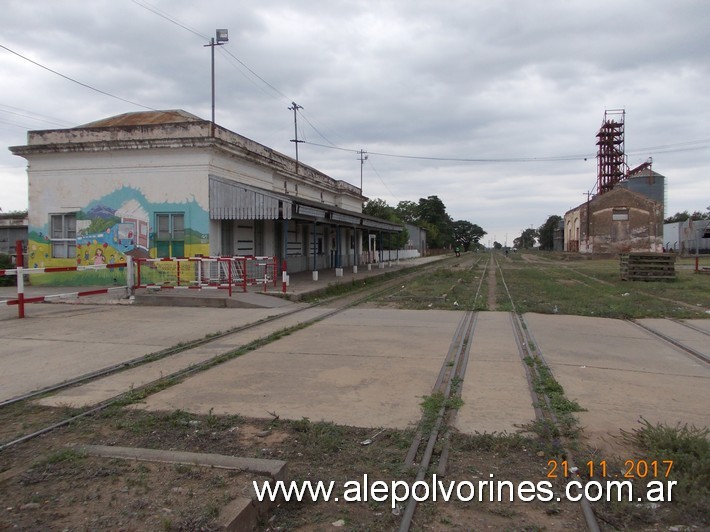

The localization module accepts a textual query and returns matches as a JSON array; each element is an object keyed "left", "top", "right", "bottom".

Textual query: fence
[
  {"left": 0, "top": 241, "right": 281, "bottom": 318},
  {"left": 133, "top": 256, "right": 279, "bottom": 294}
]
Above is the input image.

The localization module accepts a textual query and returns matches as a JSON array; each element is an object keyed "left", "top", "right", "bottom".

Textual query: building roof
[
  {"left": 79, "top": 110, "right": 203, "bottom": 128},
  {"left": 564, "top": 185, "right": 661, "bottom": 217}
]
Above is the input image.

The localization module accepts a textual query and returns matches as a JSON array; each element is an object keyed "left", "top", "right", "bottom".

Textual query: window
[
  {"left": 612, "top": 208, "right": 629, "bottom": 221},
  {"left": 155, "top": 213, "right": 185, "bottom": 258},
  {"left": 50, "top": 213, "right": 77, "bottom": 258}
]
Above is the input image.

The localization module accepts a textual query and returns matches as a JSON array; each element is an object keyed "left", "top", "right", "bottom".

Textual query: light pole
[{"left": 204, "top": 29, "right": 228, "bottom": 136}]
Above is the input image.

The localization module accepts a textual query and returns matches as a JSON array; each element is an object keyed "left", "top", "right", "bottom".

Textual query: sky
[{"left": 1, "top": 0, "right": 709, "bottom": 245}]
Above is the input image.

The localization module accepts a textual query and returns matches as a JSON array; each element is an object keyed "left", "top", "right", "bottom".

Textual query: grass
[
  {"left": 418, "top": 391, "right": 464, "bottom": 437},
  {"left": 590, "top": 419, "right": 710, "bottom": 528},
  {"left": 372, "top": 259, "right": 486, "bottom": 310},
  {"left": 299, "top": 258, "right": 440, "bottom": 304},
  {"left": 498, "top": 258, "right": 709, "bottom": 318},
  {"left": 620, "top": 419, "right": 709, "bottom": 524},
  {"left": 36, "top": 448, "right": 86, "bottom": 466}
]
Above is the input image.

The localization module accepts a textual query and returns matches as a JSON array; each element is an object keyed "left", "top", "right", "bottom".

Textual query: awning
[{"left": 209, "top": 176, "right": 292, "bottom": 220}]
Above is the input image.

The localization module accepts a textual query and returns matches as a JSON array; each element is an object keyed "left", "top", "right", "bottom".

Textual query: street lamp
[{"left": 204, "top": 29, "right": 228, "bottom": 135}]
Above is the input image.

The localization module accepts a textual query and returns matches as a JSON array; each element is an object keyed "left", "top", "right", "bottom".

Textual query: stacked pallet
[{"left": 620, "top": 253, "right": 676, "bottom": 281}]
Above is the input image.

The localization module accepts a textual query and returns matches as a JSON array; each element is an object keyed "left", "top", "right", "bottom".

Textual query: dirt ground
[{"left": 1, "top": 406, "right": 700, "bottom": 531}]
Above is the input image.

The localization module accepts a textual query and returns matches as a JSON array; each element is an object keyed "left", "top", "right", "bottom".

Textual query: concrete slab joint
[{"left": 70, "top": 444, "right": 288, "bottom": 531}]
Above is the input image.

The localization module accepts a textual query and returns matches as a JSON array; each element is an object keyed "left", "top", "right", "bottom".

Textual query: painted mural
[{"left": 28, "top": 186, "right": 210, "bottom": 286}]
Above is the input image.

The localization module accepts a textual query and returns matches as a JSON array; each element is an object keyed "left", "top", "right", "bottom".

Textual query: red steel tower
[{"left": 596, "top": 109, "right": 627, "bottom": 195}]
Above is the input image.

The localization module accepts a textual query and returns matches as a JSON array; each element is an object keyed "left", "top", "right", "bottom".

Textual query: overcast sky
[{"left": 2, "top": 0, "right": 708, "bottom": 244}]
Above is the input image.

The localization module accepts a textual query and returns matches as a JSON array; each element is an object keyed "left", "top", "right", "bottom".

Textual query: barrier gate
[{"left": 133, "top": 256, "right": 279, "bottom": 294}]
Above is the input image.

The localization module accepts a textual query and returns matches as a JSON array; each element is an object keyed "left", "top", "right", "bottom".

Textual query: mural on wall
[{"left": 28, "top": 186, "right": 210, "bottom": 285}]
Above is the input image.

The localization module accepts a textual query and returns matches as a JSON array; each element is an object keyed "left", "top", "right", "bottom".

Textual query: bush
[{"left": 0, "top": 254, "right": 15, "bottom": 286}]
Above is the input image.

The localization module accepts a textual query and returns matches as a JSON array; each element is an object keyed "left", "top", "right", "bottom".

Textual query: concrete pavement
[
  {"left": 132, "top": 308, "right": 462, "bottom": 429},
  {"left": 523, "top": 313, "right": 710, "bottom": 453},
  {"left": 455, "top": 312, "right": 537, "bottom": 434},
  {"left": 1, "top": 263, "right": 708, "bottom": 446},
  {"left": 0, "top": 304, "right": 294, "bottom": 402}
]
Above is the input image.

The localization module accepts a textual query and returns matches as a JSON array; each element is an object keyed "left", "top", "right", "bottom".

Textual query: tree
[
  {"left": 365, "top": 196, "right": 488, "bottom": 252},
  {"left": 664, "top": 207, "right": 710, "bottom": 223},
  {"left": 363, "top": 198, "right": 393, "bottom": 220},
  {"left": 514, "top": 228, "right": 538, "bottom": 249},
  {"left": 664, "top": 210, "right": 691, "bottom": 223},
  {"left": 362, "top": 198, "right": 408, "bottom": 249},
  {"left": 538, "top": 215, "right": 562, "bottom": 251},
  {"left": 395, "top": 200, "right": 419, "bottom": 223},
  {"left": 418, "top": 196, "right": 453, "bottom": 248},
  {"left": 452, "top": 220, "right": 486, "bottom": 251}
]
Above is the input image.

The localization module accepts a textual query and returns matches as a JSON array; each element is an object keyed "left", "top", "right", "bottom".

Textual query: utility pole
[
  {"left": 288, "top": 102, "right": 304, "bottom": 172},
  {"left": 358, "top": 149, "right": 368, "bottom": 192},
  {"left": 204, "top": 29, "right": 229, "bottom": 137},
  {"left": 584, "top": 191, "right": 592, "bottom": 253}
]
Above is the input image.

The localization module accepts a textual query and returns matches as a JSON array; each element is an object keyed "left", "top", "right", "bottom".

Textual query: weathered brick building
[{"left": 564, "top": 186, "right": 663, "bottom": 254}]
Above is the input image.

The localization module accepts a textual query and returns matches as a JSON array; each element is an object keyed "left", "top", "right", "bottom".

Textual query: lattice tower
[{"left": 596, "top": 109, "right": 627, "bottom": 195}]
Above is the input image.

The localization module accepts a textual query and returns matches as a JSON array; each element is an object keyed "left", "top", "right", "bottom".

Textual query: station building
[{"left": 10, "top": 110, "right": 403, "bottom": 284}]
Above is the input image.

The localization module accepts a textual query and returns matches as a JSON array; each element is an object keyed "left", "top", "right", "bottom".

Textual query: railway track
[
  {"left": 6, "top": 251, "right": 693, "bottom": 530},
  {"left": 630, "top": 318, "right": 710, "bottom": 366},
  {"left": 397, "top": 253, "right": 602, "bottom": 531},
  {"left": 0, "top": 257, "right": 460, "bottom": 453}
]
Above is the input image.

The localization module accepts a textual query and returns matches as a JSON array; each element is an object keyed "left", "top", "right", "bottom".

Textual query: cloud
[{"left": 1, "top": 0, "right": 708, "bottom": 239}]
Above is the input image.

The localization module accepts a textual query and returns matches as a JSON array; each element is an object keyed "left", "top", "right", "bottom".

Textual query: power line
[
  {"left": 132, "top": 0, "right": 291, "bottom": 105},
  {"left": 0, "top": 105, "right": 73, "bottom": 128},
  {"left": 131, "top": 0, "right": 208, "bottom": 40},
  {"left": 366, "top": 157, "right": 398, "bottom": 202},
  {"left": 221, "top": 48, "right": 290, "bottom": 103},
  {"left": 303, "top": 140, "right": 595, "bottom": 163},
  {"left": 304, "top": 138, "right": 710, "bottom": 165},
  {"left": 297, "top": 110, "right": 339, "bottom": 147},
  {"left": 0, "top": 44, "right": 156, "bottom": 111}
]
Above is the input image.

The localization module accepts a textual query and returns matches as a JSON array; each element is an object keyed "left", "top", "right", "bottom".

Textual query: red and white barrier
[
  {"left": 1, "top": 246, "right": 287, "bottom": 319},
  {"left": 0, "top": 263, "right": 127, "bottom": 276},
  {"left": 0, "top": 286, "right": 128, "bottom": 307},
  {"left": 0, "top": 239, "right": 131, "bottom": 319}
]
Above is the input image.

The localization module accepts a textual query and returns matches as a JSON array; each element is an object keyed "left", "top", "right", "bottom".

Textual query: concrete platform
[
  {"left": 133, "top": 289, "right": 294, "bottom": 309},
  {"left": 0, "top": 257, "right": 446, "bottom": 315},
  {"left": 0, "top": 304, "right": 294, "bottom": 403},
  {"left": 131, "top": 256, "right": 446, "bottom": 308},
  {"left": 132, "top": 309, "right": 462, "bottom": 429},
  {"left": 523, "top": 313, "right": 710, "bottom": 453},
  {"left": 456, "top": 312, "right": 536, "bottom": 434}
]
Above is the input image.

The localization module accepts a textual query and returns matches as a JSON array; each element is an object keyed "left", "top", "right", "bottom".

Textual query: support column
[
  {"left": 335, "top": 225, "right": 343, "bottom": 277},
  {"left": 354, "top": 229, "right": 360, "bottom": 273},
  {"left": 311, "top": 220, "right": 318, "bottom": 281},
  {"left": 282, "top": 218, "right": 288, "bottom": 268},
  {"left": 336, "top": 225, "right": 341, "bottom": 268}
]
